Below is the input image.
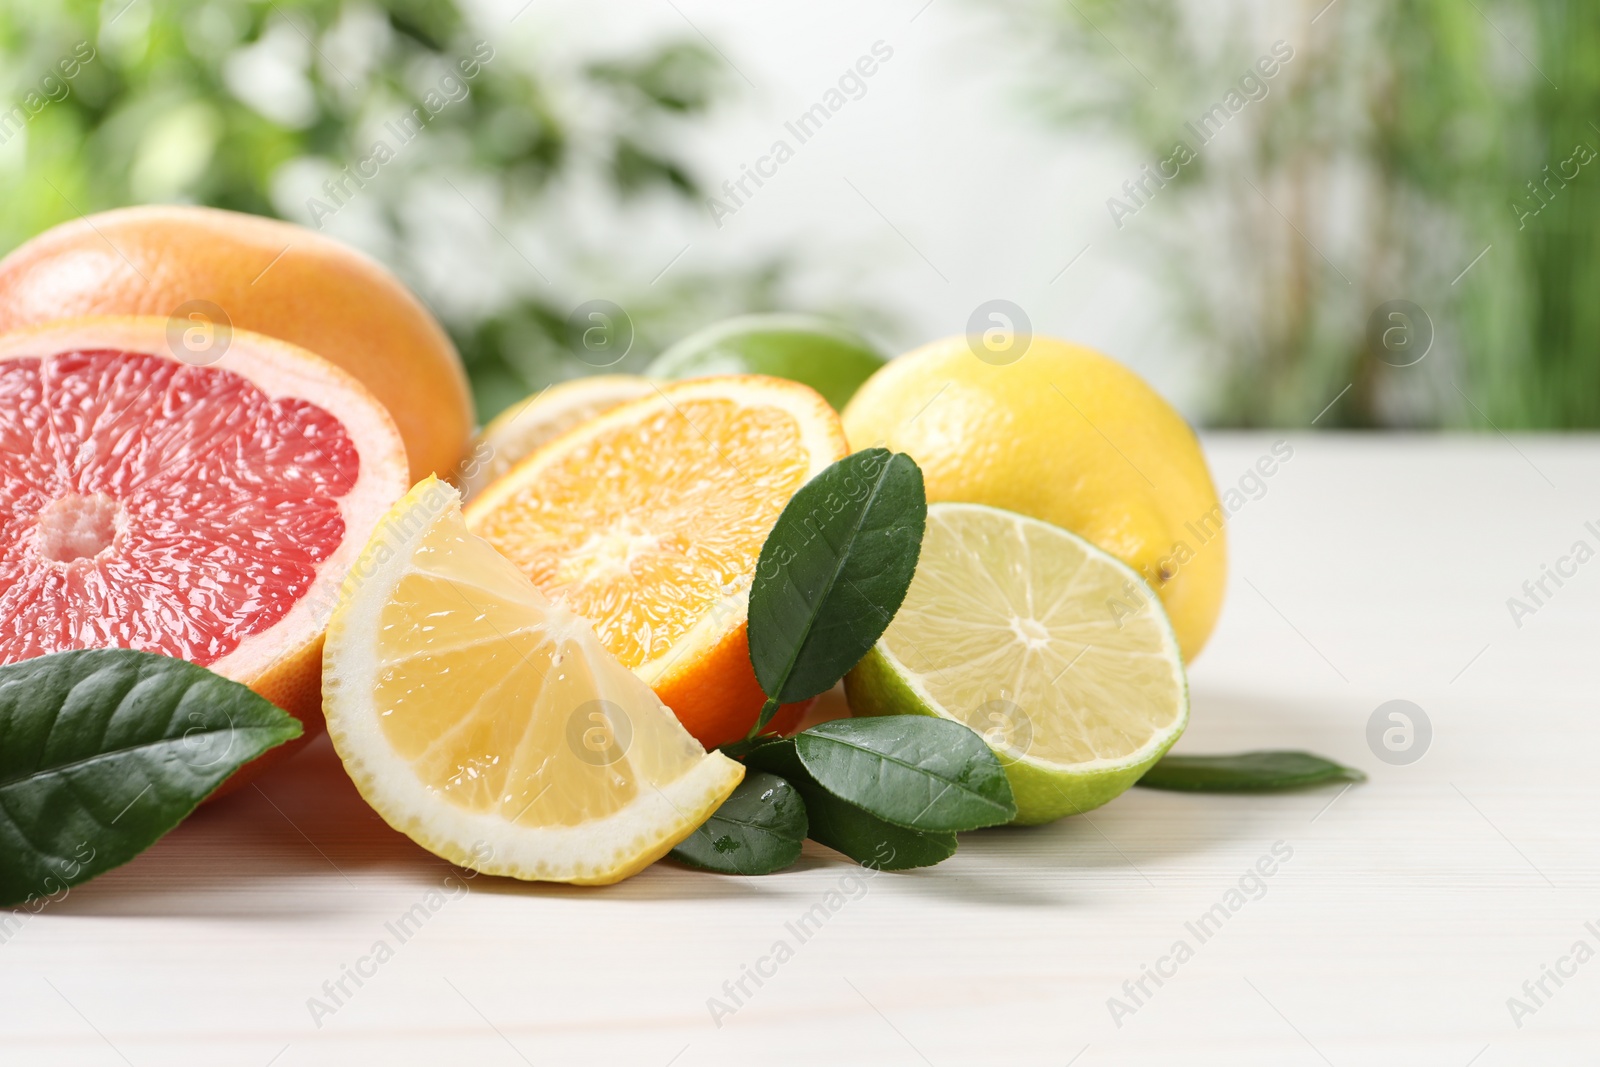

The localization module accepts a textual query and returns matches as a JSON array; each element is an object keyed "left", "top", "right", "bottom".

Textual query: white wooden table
[{"left": 6, "top": 433, "right": 1597, "bottom": 1065}]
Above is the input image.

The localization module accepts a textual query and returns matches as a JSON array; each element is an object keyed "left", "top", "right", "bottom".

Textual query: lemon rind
[{"left": 321, "top": 478, "right": 743, "bottom": 886}]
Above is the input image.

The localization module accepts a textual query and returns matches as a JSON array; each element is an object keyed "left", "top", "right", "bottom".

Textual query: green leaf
[
  {"left": 0, "top": 649, "right": 303, "bottom": 907},
  {"left": 795, "top": 716, "right": 1016, "bottom": 832},
  {"left": 745, "top": 740, "right": 956, "bottom": 870},
  {"left": 669, "top": 771, "right": 807, "bottom": 875},
  {"left": 746, "top": 448, "right": 926, "bottom": 734},
  {"left": 1136, "top": 751, "right": 1367, "bottom": 793}
]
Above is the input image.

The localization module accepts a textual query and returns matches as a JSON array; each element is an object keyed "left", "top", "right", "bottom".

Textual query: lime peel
[{"left": 844, "top": 502, "right": 1189, "bottom": 825}]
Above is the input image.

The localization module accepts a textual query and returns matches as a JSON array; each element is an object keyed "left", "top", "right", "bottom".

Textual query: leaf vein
[
  {"left": 763, "top": 454, "right": 899, "bottom": 702},
  {"left": 808, "top": 734, "right": 1007, "bottom": 811},
  {"left": 0, "top": 727, "right": 290, "bottom": 792}
]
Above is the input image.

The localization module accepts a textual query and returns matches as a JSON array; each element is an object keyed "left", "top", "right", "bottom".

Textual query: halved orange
[{"left": 464, "top": 376, "right": 849, "bottom": 747}]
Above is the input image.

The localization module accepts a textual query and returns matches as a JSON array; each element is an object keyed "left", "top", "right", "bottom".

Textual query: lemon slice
[
  {"left": 322, "top": 477, "right": 744, "bottom": 885},
  {"left": 845, "top": 502, "right": 1188, "bottom": 824}
]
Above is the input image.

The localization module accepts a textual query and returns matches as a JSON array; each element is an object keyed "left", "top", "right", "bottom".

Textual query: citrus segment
[
  {"left": 845, "top": 502, "right": 1188, "bottom": 824},
  {"left": 322, "top": 478, "right": 744, "bottom": 885},
  {"left": 0, "top": 315, "right": 410, "bottom": 762},
  {"left": 465, "top": 376, "right": 849, "bottom": 747}
]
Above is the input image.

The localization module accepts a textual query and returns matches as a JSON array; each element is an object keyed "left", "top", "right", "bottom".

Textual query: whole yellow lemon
[{"left": 842, "top": 334, "right": 1226, "bottom": 660}]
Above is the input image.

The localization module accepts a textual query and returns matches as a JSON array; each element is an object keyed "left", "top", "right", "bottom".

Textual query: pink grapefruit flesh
[{"left": 0, "top": 316, "right": 410, "bottom": 773}]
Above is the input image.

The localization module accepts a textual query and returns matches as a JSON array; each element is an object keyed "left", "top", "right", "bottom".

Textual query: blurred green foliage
[
  {"left": 0, "top": 0, "right": 790, "bottom": 422},
  {"left": 1012, "top": 0, "right": 1600, "bottom": 428}
]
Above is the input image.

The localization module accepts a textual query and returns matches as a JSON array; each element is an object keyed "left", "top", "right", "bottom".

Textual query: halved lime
[
  {"left": 844, "top": 502, "right": 1188, "bottom": 824},
  {"left": 646, "top": 314, "right": 886, "bottom": 411}
]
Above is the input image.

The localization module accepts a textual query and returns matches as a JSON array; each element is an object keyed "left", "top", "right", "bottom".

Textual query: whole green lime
[{"left": 647, "top": 314, "right": 886, "bottom": 410}]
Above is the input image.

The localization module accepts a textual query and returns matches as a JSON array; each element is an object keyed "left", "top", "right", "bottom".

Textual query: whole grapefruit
[{"left": 0, "top": 206, "right": 471, "bottom": 484}]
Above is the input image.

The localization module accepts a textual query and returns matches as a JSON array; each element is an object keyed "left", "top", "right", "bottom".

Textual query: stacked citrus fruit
[
  {"left": 840, "top": 335, "right": 1222, "bottom": 821},
  {"left": 323, "top": 376, "right": 850, "bottom": 883},
  {"left": 842, "top": 335, "right": 1226, "bottom": 660},
  {"left": 319, "top": 319, "right": 1224, "bottom": 872},
  {"left": 0, "top": 205, "right": 1226, "bottom": 885}
]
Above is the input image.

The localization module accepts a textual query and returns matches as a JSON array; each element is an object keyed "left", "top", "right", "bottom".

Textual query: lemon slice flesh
[
  {"left": 322, "top": 477, "right": 744, "bottom": 884},
  {"left": 845, "top": 502, "right": 1188, "bottom": 824}
]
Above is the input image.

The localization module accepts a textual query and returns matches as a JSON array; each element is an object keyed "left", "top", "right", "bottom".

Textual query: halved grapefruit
[{"left": 0, "top": 316, "right": 409, "bottom": 768}]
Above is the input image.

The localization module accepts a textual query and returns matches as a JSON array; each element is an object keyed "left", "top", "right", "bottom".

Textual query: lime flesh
[{"left": 845, "top": 502, "right": 1188, "bottom": 824}]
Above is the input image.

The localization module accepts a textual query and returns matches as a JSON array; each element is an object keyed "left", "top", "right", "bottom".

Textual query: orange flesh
[{"left": 468, "top": 397, "right": 812, "bottom": 671}]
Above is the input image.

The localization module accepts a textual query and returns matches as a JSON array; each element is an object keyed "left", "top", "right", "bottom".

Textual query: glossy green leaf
[
  {"left": 669, "top": 771, "right": 807, "bottom": 875},
  {"left": 795, "top": 716, "right": 1016, "bottom": 831},
  {"left": 1136, "top": 751, "right": 1367, "bottom": 793},
  {"left": 746, "top": 448, "right": 925, "bottom": 734},
  {"left": 0, "top": 649, "right": 302, "bottom": 906},
  {"left": 744, "top": 739, "right": 956, "bottom": 871}
]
